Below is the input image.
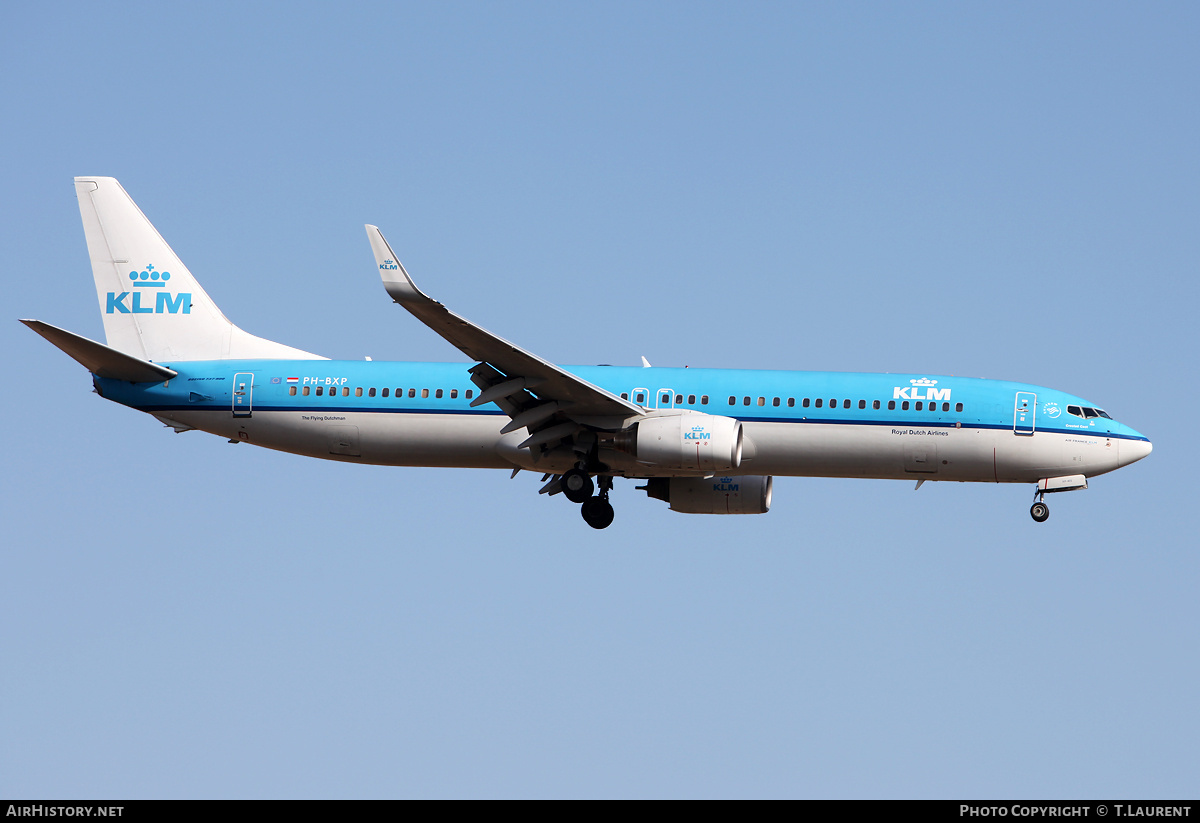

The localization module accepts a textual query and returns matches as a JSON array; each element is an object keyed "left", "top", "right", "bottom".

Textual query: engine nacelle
[
  {"left": 617, "top": 413, "right": 743, "bottom": 471},
  {"left": 641, "top": 475, "right": 773, "bottom": 515}
]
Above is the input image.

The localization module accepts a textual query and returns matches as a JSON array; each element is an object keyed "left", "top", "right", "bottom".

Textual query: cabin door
[
  {"left": 233, "top": 372, "right": 254, "bottom": 417},
  {"left": 1013, "top": 391, "right": 1036, "bottom": 435}
]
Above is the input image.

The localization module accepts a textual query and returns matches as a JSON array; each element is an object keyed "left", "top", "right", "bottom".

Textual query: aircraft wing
[{"left": 366, "top": 225, "right": 643, "bottom": 434}]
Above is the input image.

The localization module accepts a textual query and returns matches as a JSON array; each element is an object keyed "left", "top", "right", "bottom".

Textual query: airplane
[{"left": 23, "top": 177, "right": 1152, "bottom": 530}]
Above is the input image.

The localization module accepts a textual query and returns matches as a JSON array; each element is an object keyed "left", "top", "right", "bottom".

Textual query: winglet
[
  {"left": 362, "top": 224, "right": 643, "bottom": 420},
  {"left": 366, "top": 224, "right": 428, "bottom": 306}
]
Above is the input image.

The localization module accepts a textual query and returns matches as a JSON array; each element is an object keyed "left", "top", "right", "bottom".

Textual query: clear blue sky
[{"left": 3, "top": 1, "right": 1197, "bottom": 798}]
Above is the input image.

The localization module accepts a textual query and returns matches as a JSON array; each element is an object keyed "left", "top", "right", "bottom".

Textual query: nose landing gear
[
  {"left": 1028, "top": 475, "right": 1088, "bottom": 523},
  {"left": 1030, "top": 488, "right": 1050, "bottom": 523}
]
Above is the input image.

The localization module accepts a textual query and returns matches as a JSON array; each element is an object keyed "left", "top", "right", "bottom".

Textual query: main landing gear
[
  {"left": 561, "top": 468, "right": 594, "bottom": 504},
  {"left": 1030, "top": 489, "right": 1050, "bottom": 523},
  {"left": 578, "top": 474, "right": 615, "bottom": 530}
]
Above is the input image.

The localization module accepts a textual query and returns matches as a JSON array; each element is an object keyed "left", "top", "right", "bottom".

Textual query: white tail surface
[{"left": 75, "top": 177, "right": 324, "bottom": 362}]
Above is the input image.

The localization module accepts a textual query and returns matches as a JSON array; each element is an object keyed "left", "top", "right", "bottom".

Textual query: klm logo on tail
[{"left": 106, "top": 264, "right": 191, "bottom": 314}]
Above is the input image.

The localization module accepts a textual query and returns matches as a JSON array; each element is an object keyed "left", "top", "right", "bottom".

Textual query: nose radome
[{"left": 1119, "top": 438, "right": 1153, "bottom": 467}]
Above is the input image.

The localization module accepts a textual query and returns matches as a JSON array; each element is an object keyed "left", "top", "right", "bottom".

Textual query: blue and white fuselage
[
  {"left": 26, "top": 178, "right": 1152, "bottom": 529},
  {"left": 96, "top": 361, "right": 1150, "bottom": 483}
]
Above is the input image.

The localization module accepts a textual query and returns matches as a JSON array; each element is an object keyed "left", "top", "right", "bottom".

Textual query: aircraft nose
[{"left": 1119, "top": 437, "right": 1153, "bottom": 467}]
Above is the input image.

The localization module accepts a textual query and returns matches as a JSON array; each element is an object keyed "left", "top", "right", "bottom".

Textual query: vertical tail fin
[{"left": 75, "top": 177, "right": 323, "bottom": 362}]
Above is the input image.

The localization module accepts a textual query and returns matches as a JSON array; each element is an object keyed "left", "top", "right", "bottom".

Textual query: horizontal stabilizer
[{"left": 21, "top": 319, "right": 177, "bottom": 382}]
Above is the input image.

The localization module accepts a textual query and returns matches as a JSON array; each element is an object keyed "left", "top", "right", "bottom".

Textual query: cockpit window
[{"left": 1068, "top": 405, "right": 1110, "bottom": 420}]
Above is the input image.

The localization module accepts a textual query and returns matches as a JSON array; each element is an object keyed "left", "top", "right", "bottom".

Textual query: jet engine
[
  {"left": 639, "top": 475, "right": 773, "bottom": 515},
  {"left": 614, "top": 413, "right": 743, "bottom": 471}
]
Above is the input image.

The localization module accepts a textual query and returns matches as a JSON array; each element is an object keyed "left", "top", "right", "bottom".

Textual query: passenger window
[
  {"left": 728, "top": 396, "right": 736, "bottom": 405},
  {"left": 422, "top": 389, "right": 429, "bottom": 399},
  {"left": 303, "top": 386, "right": 310, "bottom": 396},
  {"left": 942, "top": 402, "right": 949, "bottom": 412},
  {"left": 675, "top": 394, "right": 683, "bottom": 404},
  {"left": 382, "top": 388, "right": 389, "bottom": 397},
  {"left": 450, "top": 389, "right": 458, "bottom": 399},
  {"left": 408, "top": 389, "right": 415, "bottom": 398},
  {"left": 436, "top": 389, "right": 443, "bottom": 398},
  {"left": 888, "top": 400, "right": 895, "bottom": 410},
  {"left": 802, "top": 398, "right": 810, "bottom": 408},
  {"left": 688, "top": 394, "right": 696, "bottom": 405},
  {"left": 701, "top": 395, "right": 709, "bottom": 405},
  {"left": 465, "top": 390, "right": 473, "bottom": 399},
  {"left": 757, "top": 397, "right": 765, "bottom": 406},
  {"left": 743, "top": 396, "right": 751, "bottom": 406},
  {"left": 858, "top": 399, "right": 865, "bottom": 409},
  {"left": 355, "top": 387, "right": 363, "bottom": 397},
  {"left": 873, "top": 400, "right": 880, "bottom": 410},
  {"left": 815, "top": 399, "right": 823, "bottom": 408},
  {"left": 916, "top": 401, "right": 923, "bottom": 411},
  {"left": 772, "top": 397, "right": 780, "bottom": 407},
  {"left": 316, "top": 386, "right": 324, "bottom": 396},
  {"left": 843, "top": 399, "right": 850, "bottom": 409},
  {"left": 289, "top": 386, "right": 296, "bottom": 396},
  {"left": 829, "top": 399, "right": 836, "bottom": 408},
  {"left": 955, "top": 403, "right": 963, "bottom": 412},
  {"left": 636, "top": 392, "right": 645, "bottom": 403},
  {"left": 621, "top": 392, "right": 629, "bottom": 400},
  {"left": 369, "top": 388, "right": 376, "bottom": 397},
  {"left": 787, "top": 397, "right": 795, "bottom": 407},
  {"left": 661, "top": 393, "right": 670, "bottom": 404},
  {"left": 902, "top": 401, "right": 910, "bottom": 410}
]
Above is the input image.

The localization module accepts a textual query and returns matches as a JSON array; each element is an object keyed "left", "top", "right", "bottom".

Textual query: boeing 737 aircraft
[{"left": 23, "top": 178, "right": 1152, "bottom": 529}]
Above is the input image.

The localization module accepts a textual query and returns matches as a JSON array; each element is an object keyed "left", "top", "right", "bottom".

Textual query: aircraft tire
[
  {"left": 581, "top": 497, "right": 615, "bottom": 530},
  {"left": 1030, "top": 502, "right": 1050, "bottom": 523},
  {"left": 562, "top": 469, "right": 594, "bottom": 504}
]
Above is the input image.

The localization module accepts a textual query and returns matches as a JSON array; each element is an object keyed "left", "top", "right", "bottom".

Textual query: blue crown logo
[{"left": 128, "top": 264, "right": 171, "bottom": 287}]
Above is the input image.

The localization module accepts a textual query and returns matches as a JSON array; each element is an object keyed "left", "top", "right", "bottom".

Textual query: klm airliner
[{"left": 24, "top": 178, "right": 1152, "bottom": 529}]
